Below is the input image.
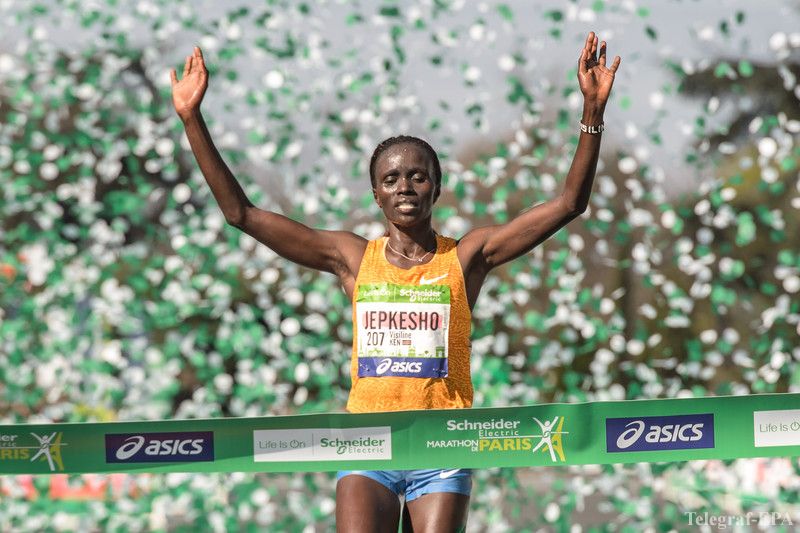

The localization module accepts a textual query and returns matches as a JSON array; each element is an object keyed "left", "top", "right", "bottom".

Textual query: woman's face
[{"left": 372, "top": 143, "right": 439, "bottom": 227}]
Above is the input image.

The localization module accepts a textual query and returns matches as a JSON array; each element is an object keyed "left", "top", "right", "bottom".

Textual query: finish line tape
[{"left": 2, "top": 393, "right": 799, "bottom": 475}]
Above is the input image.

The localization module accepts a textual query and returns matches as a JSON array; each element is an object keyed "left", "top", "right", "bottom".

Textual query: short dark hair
[{"left": 369, "top": 135, "right": 442, "bottom": 189}]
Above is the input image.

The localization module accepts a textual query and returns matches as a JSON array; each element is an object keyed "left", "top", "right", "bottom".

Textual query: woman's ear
[{"left": 373, "top": 188, "right": 381, "bottom": 208}]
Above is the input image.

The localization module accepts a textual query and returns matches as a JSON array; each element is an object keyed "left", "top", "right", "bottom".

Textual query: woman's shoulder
[{"left": 437, "top": 234, "right": 458, "bottom": 252}]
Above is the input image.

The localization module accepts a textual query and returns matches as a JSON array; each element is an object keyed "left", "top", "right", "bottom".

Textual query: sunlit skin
[
  {"left": 372, "top": 143, "right": 440, "bottom": 258},
  {"left": 173, "top": 31, "right": 620, "bottom": 533},
  {"left": 373, "top": 144, "right": 439, "bottom": 225}
]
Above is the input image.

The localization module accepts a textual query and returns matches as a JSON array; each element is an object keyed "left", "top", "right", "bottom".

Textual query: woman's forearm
[
  {"left": 560, "top": 103, "right": 605, "bottom": 214},
  {"left": 181, "top": 110, "right": 252, "bottom": 225}
]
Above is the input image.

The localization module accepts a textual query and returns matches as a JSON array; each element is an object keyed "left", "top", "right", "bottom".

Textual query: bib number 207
[{"left": 365, "top": 332, "right": 385, "bottom": 345}]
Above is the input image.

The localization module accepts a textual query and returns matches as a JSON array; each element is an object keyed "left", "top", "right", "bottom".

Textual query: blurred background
[{"left": 1, "top": 0, "right": 799, "bottom": 530}]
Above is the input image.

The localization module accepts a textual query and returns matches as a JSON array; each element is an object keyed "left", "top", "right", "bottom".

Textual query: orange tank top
[{"left": 346, "top": 235, "right": 473, "bottom": 413}]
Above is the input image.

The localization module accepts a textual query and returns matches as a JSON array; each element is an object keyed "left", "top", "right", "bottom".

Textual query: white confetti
[
  {"left": 649, "top": 92, "right": 664, "bottom": 109},
  {"left": 172, "top": 183, "right": 192, "bottom": 203},
  {"left": 784, "top": 276, "right": 800, "bottom": 293},
  {"left": 698, "top": 26, "right": 715, "bottom": 41},
  {"left": 762, "top": 167, "right": 779, "bottom": 183},
  {"left": 464, "top": 66, "right": 481, "bottom": 83},
  {"left": 155, "top": 138, "right": 175, "bottom": 156},
  {"left": 498, "top": 55, "right": 515, "bottom": 71},
  {"left": 214, "top": 373, "right": 233, "bottom": 394},
  {"left": 43, "top": 144, "right": 62, "bottom": 160},
  {"left": 769, "top": 32, "right": 788, "bottom": 51},
  {"left": 661, "top": 210, "right": 676, "bottom": 229},
  {"left": 757, "top": 137, "right": 778, "bottom": 158},
  {"left": 699, "top": 330, "right": 718, "bottom": 344},
  {"left": 627, "top": 339, "right": 645, "bottom": 356},
  {"left": 618, "top": 157, "right": 637, "bottom": 174},
  {"left": 544, "top": 502, "right": 560, "bottom": 522},
  {"left": 469, "top": 24, "right": 485, "bottom": 41},
  {"left": 40, "top": 162, "right": 59, "bottom": 180},
  {"left": 294, "top": 362, "right": 309, "bottom": 383},
  {"left": 0, "top": 53, "right": 14, "bottom": 73},
  {"left": 285, "top": 141, "right": 303, "bottom": 159},
  {"left": 263, "top": 70, "right": 285, "bottom": 89},
  {"left": 281, "top": 317, "right": 301, "bottom": 336}
]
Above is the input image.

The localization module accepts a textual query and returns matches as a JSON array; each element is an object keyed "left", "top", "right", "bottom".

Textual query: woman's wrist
[
  {"left": 178, "top": 108, "right": 202, "bottom": 124},
  {"left": 581, "top": 102, "right": 605, "bottom": 126}
]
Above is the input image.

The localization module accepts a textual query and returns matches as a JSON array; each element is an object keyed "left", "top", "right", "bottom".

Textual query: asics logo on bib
[
  {"left": 376, "top": 358, "right": 393, "bottom": 374},
  {"left": 375, "top": 358, "right": 423, "bottom": 375}
]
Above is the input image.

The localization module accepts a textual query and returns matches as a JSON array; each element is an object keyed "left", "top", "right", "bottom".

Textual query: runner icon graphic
[
  {"left": 530, "top": 417, "right": 568, "bottom": 463},
  {"left": 29, "top": 432, "right": 66, "bottom": 472}
]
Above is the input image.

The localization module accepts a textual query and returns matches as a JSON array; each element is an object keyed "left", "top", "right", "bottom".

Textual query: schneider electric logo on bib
[{"left": 606, "top": 414, "right": 715, "bottom": 452}]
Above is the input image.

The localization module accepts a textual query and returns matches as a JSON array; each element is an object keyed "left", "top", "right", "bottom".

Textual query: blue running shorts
[{"left": 336, "top": 469, "right": 472, "bottom": 502}]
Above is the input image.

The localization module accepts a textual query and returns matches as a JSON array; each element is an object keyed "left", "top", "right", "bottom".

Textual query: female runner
[{"left": 171, "top": 31, "right": 620, "bottom": 533}]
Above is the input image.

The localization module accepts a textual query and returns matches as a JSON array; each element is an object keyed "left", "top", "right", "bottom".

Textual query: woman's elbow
[
  {"left": 560, "top": 198, "right": 588, "bottom": 217},
  {"left": 224, "top": 202, "right": 255, "bottom": 228},
  {"left": 224, "top": 208, "right": 247, "bottom": 228},
  {"left": 571, "top": 203, "right": 588, "bottom": 216}
]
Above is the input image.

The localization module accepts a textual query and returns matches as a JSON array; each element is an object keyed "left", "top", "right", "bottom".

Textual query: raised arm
[
  {"left": 458, "top": 32, "right": 621, "bottom": 278},
  {"left": 170, "top": 47, "right": 365, "bottom": 284}
]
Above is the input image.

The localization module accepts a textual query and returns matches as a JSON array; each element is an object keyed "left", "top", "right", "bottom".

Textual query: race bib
[{"left": 356, "top": 283, "right": 450, "bottom": 378}]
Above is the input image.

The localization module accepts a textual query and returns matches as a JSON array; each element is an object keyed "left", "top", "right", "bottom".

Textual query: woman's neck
[{"left": 385, "top": 223, "right": 437, "bottom": 258}]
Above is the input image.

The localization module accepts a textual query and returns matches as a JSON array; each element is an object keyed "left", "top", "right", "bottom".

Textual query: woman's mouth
[{"left": 395, "top": 202, "right": 418, "bottom": 213}]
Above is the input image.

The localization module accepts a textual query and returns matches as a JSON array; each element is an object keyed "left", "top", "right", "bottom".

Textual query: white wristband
[{"left": 580, "top": 122, "right": 604, "bottom": 134}]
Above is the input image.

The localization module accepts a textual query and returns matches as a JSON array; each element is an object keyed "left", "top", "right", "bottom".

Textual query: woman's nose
[{"left": 397, "top": 176, "right": 414, "bottom": 192}]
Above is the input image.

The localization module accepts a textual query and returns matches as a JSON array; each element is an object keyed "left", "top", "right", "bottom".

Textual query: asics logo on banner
[
  {"left": 376, "top": 358, "right": 422, "bottom": 375},
  {"left": 606, "top": 414, "right": 714, "bottom": 452},
  {"left": 616, "top": 421, "right": 646, "bottom": 449},
  {"left": 115, "top": 436, "right": 147, "bottom": 460},
  {"left": 615, "top": 420, "right": 703, "bottom": 449},
  {"left": 105, "top": 432, "right": 214, "bottom": 463},
  {"left": 419, "top": 274, "right": 448, "bottom": 285},
  {"left": 114, "top": 436, "right": 203, "bottom": 460}
]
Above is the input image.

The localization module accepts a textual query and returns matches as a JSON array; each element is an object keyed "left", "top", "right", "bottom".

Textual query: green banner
[{"left": 2, "top": 393, "right": 799, "bottom": 475}]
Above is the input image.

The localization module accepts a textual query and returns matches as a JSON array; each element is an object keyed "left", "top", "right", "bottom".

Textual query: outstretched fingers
[
  {"left": 599, "top": 41, "right": 607, "bottom": 66},
  {"left": 194, "top": 47, "right": 207, "bottom": 78},
  {"left": 609, "top": 55, "right": 622, "bottom": 74},
  {"left": 170, "top": 68, "right": 178, "bottom": 86},
  {"left": 579, "top": 31, "right": 595, "bottom": 73},
  {"left": 584, "top": 31, "right": 595, "bottom": 54},
  {"left": 578, "top": 47, "right": 588, "bottom": 74}
]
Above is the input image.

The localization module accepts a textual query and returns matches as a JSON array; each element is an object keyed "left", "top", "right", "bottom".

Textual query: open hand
[
  {"left": 170, "top": 47, "right": 208, "bottom": 120},
  {"left": 577, "top": 32, "right": 621, "bottom": 110}
]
